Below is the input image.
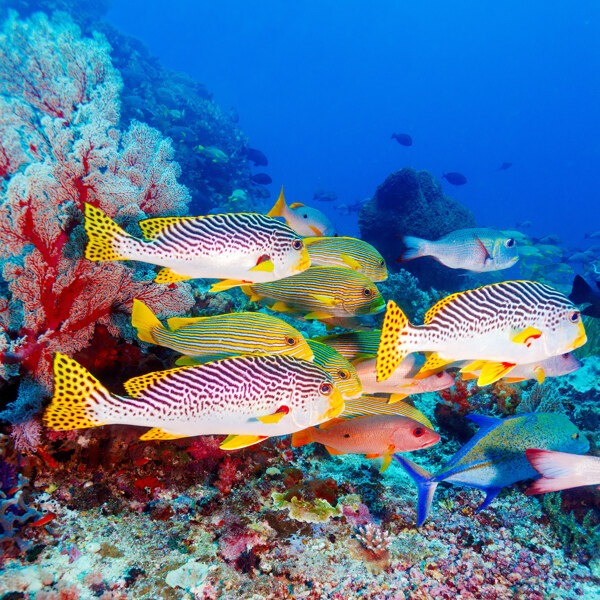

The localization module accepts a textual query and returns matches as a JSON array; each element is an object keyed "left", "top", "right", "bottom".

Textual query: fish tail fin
[
  {"left": 44, "top": 353, "right": 112, "bottom": 431},
  {"left": 392, "top": 455, "right": 437, "bottom": 526},
  {"left": 569, "top": 275, "right": 594, "bottom": 305},
  {"left": 267, "top": 187, "right": 287, "bottom": 218},
  {"left": 131, "top": 299, "right": 164, "bottom": 344},
  {"left": 376, "top": 300, "right": 414, "bottom": 382},
  {"left": 291, "top": 427, "right": 314, "bottom": 448},
  {"left": 397, "top": 235, "right": 427, "bottom": 263},
  {"left": 525, "top": 449, "right": 583, "bottom": 494},
  {"left": 84, "top": 203, "right": 132, "bottom": 262}
]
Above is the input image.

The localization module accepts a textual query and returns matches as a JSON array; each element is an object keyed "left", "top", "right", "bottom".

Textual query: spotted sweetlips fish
[
  {"left": 131, "top": 299, "right": 313, "bottom": 363},
  {"left": 84, "top": 203, "right": 310, "bottom": 291},
  {"left": 394, "top": 413, "right": 589, "bottom": 526},
  {"left": 44, "top": 353, "right": 343, "bottom": 450},
  {"left": 377, "top": 281, "right": 587, "bottom": 385}
]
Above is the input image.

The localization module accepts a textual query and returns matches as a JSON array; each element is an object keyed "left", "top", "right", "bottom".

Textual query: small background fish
[{"left": 267, "top": 188, "right": 336, "bottom": 236}]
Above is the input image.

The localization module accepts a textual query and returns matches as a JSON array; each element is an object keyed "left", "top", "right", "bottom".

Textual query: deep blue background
[{"left": 107, "top": 1, "right": 600, "bottom": 243}]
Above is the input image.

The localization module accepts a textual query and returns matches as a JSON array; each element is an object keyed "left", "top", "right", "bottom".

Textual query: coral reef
[{"left": 359, "top": 167, "right": 477, "bottom": 289}]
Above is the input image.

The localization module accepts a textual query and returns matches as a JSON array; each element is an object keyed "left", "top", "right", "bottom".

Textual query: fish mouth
[
  {"left": 422, "top": 434, "right": 441, "bottom": 448},
  {"left": 569, "top": 321, "right": 587, "bottom": 351},
  {"left": 293, "top": 249, "right": 311, "bottom": 273},
  {"left": 322, "top": 389, "right": 344, "bottom": 420}
]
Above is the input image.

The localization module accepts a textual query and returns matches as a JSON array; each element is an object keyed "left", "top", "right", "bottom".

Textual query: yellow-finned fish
[
  {"left": 267, "top": 188, "right": 335, "bottom": 237},
  {"left": 84, "top": 204, "right": 310, "bottom": 291},
  {"left": 399, "top": 228, "right": 519, "bottom": 272},
  {"left": 242, "top": 267, "right": 385, "bottom": 324},
  {"left": 377, "top": 281, "right": 587, "bottom": 386},
  {"left": 306, "top": 340, "right": 362, "bottom": 400},
  {"left": 44, "top": 353, "right": 343, "bottom": 450},
  {"left": 131, "top": 299, "right": 313, "bottom": 363},
  {"left": 304, "top": 237, "right": 387, "bottom": 282}
]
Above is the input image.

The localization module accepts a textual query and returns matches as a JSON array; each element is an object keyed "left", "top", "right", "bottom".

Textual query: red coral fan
[
  {"left": 438, "top": 377, "right": 478, "bottom": 415},
  {"left": 214, "top": 456, "right": 241, "bottom": 494}
]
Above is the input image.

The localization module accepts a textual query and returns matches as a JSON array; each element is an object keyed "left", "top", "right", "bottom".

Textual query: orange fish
[
  {"left": 291, "top": 414, "right": 440, "bottom": 472},
  {"left": 29, "top": 513, "right": 56, "bottom": 527}
]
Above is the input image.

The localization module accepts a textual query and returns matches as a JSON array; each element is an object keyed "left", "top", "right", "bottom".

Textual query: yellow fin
[
  {"left": 461, "top": 372, "right": 478, "bottom": 381},
  {"left": 291, "top": 428, "right": 314, "bottom": 447},
  {"left": 44, "top": 353, "right": 108, "bottom": 430},
  {"left": 220, "top": 434, "right": 268, "bottom": 450},
  {"left": 167, "top": 316, "right": 206, "bottom": 330},
  {"left": 413, "top": 353, "right": 454, "bottom": 379},
  {"left": 341, "top": 254, "right": 361, "bottom": 270},
  {"left": 139, "top": 427, "right": 188, "bottom": 441},
  {"left": 138, "top": 216, "right": 199, "bottom": 240},
  {"left": 311, "top": 294, "right": 337, "bottom": 306},
  {"left": 423, "top": 290, "right": 467, "bottom": 325},
  {"left": 477, "top": 362, "right": 516, "bottom": 386},
  {"left": 388, "top": 393, "right": 409, "bottom": 404},
  {"left": 380, "top": 454, "right": 392, "bottom": 473},
  {"left": 131, "top": 299, "right": 164, "bottom": 344},
  {"left": 504, "top": 377, "right": 526, "bottom": 383},
  {"left": 256, "top": 407, "right": 289, "bottom": 424},
  {"left": 376, "top": 300, "right": 412, "bottom": 382},
  {"left": 460, "top": 360, "right": 488, "bottom": 373},
  {"left": 304, "top": 311, "right": 333, "bottom": 320},
  {"left": 271, "top": 301, "right": 294, "bottom": 313},
  {"left": 325, "top": 445, "right": 344, "bottom": 455},
  {"left": 289, "top": 202, "right": 305, "bottom": 209},
  {"left": 209, "top": 279, "right": 247, "bottom": 292},
  {"left": 124, "top": 366, "right": 190, "bottom": 397},
  {"left": 267, "top": 187, "right": 287, "bottom": 218},
  {"left": 155, "top": 268, "right": 192, "bottom": 284},
  {"left": 250, "top": 259, "right": 274, "bottom": 273},
  {"left": 84, "top": 203, "right": 130, "bottom": 262},
  {"left": 240, "top": 285, "right": 260, "bottom": 302},
  {"left": 534, "top": 366, "right": 546, "bottom": 384},
  {"left": 511, "top": 326, "right": 542, "bottom": 345},
  {"left": 175, "top": 356, "right": 205, "bottom": 366}
]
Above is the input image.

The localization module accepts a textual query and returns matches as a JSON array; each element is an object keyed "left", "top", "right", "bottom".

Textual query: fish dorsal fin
[
  {"left": 466, "top": 414, "right": 502, "bottom": 429},
  {"left": 423, "top": 290, "right": 466, "bottom": 324},
  {"left": 325, "top": 445, "right": 344, "bottom": 455},
  {"left": 460, "top": 360, "right": 488, "bottom": 373},
  {"left": 289, "top": 202, "right": 305, "bottom": 209},
  {"left": 139, "top": 216, "right": 200, "bottom": 240},
  {"left": 139, "top": 427, "right": 188, "bottom": 441},
  {"left": 475, "top": 236, "right": 492, "bottom": 263},
  {"left": 267, "top": 188, "right": 287, "bottom": 218},
  {"left": 318, "top": 417, "right": 346, "bottom": 430},
  {"left": 124, "top": 366, "right": 190, "bottom": 397}
]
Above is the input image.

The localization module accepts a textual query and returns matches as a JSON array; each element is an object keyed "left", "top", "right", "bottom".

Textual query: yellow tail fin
[
  {"left": 376, "top": 300, "right": 412, "bottom": 382},
  {"left": 267, "top": 187, "right": 287, "bottom": 218},
  {"left": 131, "top": 299, "right": 164, "bottom": 344},
  {"left": 84, "top": 203, "right": 131, "bottom": 262},
  {"left": 44, "top": 353, "right": 109, "bottom": 430}
]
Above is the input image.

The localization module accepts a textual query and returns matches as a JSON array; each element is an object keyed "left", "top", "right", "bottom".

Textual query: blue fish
[{"left": 394, "top": 413, "right": 589, "bottom": 526}]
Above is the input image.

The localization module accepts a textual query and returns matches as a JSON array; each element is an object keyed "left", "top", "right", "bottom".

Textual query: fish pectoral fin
[
  {"left": 380, "top": 453, "right": 393, "bottom": 473},
  {"left": 220, "top": 434, "right": 268, "bottom": 450},
  {"left": 388, "top": 393, "right": 409, "bottom": 404},
  {"left": 139, "top": 428, "right": 188, "bottom": 441},
  {"left": 477, "top": 362, "right": 516, "bottom": 386},
  {"left": 256, "top": 406, "right": 290, "bottom": 424},
  {"left": 310, "top": 294, "right": 337, "bottom": 306},
  {"left": 511, "top": 326, "right": 542, "bottom": 346},
  {"left": 460, "top": 360, "right": 488, "bottom": 373},
  {"left": 476, "top": 487, "right": 503, "bottom": 512},
  {"left": 324, "top": 445, "right": 344, "bottom": 455},
  {"left": 475, "top": 236, "right": 492, "bottom": 263},
  {"left": 271, "top": 301, "right": 294, "bottom": 313},
  {"left": 250, "top": 256, "right": 275, "bottom": 272},
  {"left": 155, "top": 268, "right": 193, "bottom": 284},
  {"left": 414, "top": 353, "right": 454, "bottom": 379},
  {"left": 289, "top": 202, "right": 305, "bottom": 209},
  {"left": 304, "top": 311, "right": 333, "bottom": 320},
  {"left": 534, "top": 366, "right": 546, "bottom": 384},
  {"left": 341, "top": 254, "right": 361, "bottom": 270},
  {"left": 209, "top": 279, "right": 248, "bottom": 293}
]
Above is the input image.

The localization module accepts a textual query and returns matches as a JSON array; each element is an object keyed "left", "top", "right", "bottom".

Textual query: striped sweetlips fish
[
  {"left": 44, "top": 353, "right": 343, "bottom": 450},
  {"left": 394, "top": 412, "right": 589, "bottom": 526},
  {"left": 84, "top": 204, "right": 311, "bottom": 292},
  {"left": 306, "top": 340, "right": 362, "bottom": 400},
  {"left": 377, "top": 281, "right": 587, "bottom": 386},
  {"left": 316, "top": 331, "right": 454, "bottom": 402},
  {"left": 242, "top": 267, "right": 385, "bottom": 322},
  {"left": 304, "top": 237, "right": 388, "bottom": 282},
  {"left": 131, "top": 299, "right": 313, "bottom": 364}
]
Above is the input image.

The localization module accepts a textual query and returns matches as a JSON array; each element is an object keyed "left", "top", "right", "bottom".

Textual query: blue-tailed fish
[
  {"left": 292, "top": 415, "right": 440, "bottom": 473},
  {"left": 525, "top": 449, "right": 600, "bottom": 494},
  {"left": 84, "top": 204, "right": 310, "bottom": 291},
  {"left": 304, "top": 237, "right": 387, "bottom": 282},
  {"left": 398, "top": 228, "right": 519, "bottom": 272},
  {"left": 316, "top": 331, "right": 454, "bottom": 400},
  {"left": 267, "top": 188, "right": 335, "bottom": 237},
  {"left": 394, "top": 413, "right": 589, "bottom": 526},
  {"left": 242, "top": 267, "right": 385, "bottom": 324},
  {"left": 460, "top": 352, "right": 581, "bottom": 385},
  {"left": 306, "top": 340, "right": 361, "bottom": 400},
  {"left": 377, "top": 281, "right": 587, "bottom": 385},
  {"left": 131, "top": 299, "right": 313, "bottom": 364},
  {"left": 44, "top": 353, "right": 343, "bottom": 450}
]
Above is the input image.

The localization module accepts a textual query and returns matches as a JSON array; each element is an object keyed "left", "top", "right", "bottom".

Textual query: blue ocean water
[{"left": 108, "top": 0, "right": 600, "bottom": 242}]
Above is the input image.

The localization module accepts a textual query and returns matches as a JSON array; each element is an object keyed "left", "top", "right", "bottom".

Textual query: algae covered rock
[{"left": 359, "top": 167, "right": 476, "bottom": 289}]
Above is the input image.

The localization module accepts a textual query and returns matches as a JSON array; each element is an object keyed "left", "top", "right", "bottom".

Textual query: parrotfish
[
  {"left": 377, "top": 281, "right": 587, "bottom": 385},
  {"left": 395, "top": 413, "right": 589, "bottom": 525},
  {"left": 292, "top": 414, "right": 440, "bottom": 472},
  {"left": 242, "top": 267, "right": 385, "bottom": 324},
  {"left": 44, "top": 353, "right": 343, "bottom": 450},
  {"left": 306, "top": 340, "right": 362, "bottom": 400},
  {"left": 460, "top": 352, "right": 581, "bottom": 385},
  {"left": 84, "top": 204, "right": 310, "bottom": 291},
  {"left": 398, "top": 228, "right": 519, "bottom": 272},
  {"left": 525, "top": 449, "right": 600, "bottom": 494},
  {"left": 442, "top": 172, "right": 467, "bottom": 185},
  {"left": 304, "top": 237, "right": 388, "bottom": 282},
  {"left": 569, "top": 275, "right": 600, "bottom": 318},
  {"left": 131, "top": 299, "right": 313, "bottom": 363},
  {"left": 267, "top": 188, "right": 336, "bottom": 237}
]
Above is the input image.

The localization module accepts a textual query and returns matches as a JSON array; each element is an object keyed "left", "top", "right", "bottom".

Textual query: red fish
[{"left": 29, "top": 513, "right": 56, "bottom": 527}]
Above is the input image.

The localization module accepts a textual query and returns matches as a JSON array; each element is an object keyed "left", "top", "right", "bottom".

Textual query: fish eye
[
  {"left": 414, "top": 428, "right": 425, "bottom": 437},
  {"left": 569, "top": 311, "right": 580, "bottom": 323},
  {"left": 303, "top": 214, "right": 308, "bottom": 219},
  {"left": 292, "top": 239, "right": 304, "bottom": 251},
  {"left": 362, "top": 287, "right": 373, "bottom": 297},
  {"left": 319, "top": 382, "right": 333, "bottom": 395},
  {"left": 337, "top": 370, "right": 349, "bottom": 380},
  {"left": 436, "top": 372, "right": 444, "bottom": 378},
  {"left": 379, "top": 260, "right": 385, "bottom": 267},
  {"left": 285, "top": 336, "right": 297, "bottom": 346},
  {"left": 562, "top": 353, "right": 569, "bottom": 358},
  {"left": 572, "top": 432, "right": 580, "bottom": 440},
  {"left": 505, "top": 238, "right": 516, "bottom": 248}
]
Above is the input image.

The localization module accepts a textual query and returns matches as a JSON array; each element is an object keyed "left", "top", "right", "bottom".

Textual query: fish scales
[{"left": 316, "top": 331, "right": 380, "bottom": 359}]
